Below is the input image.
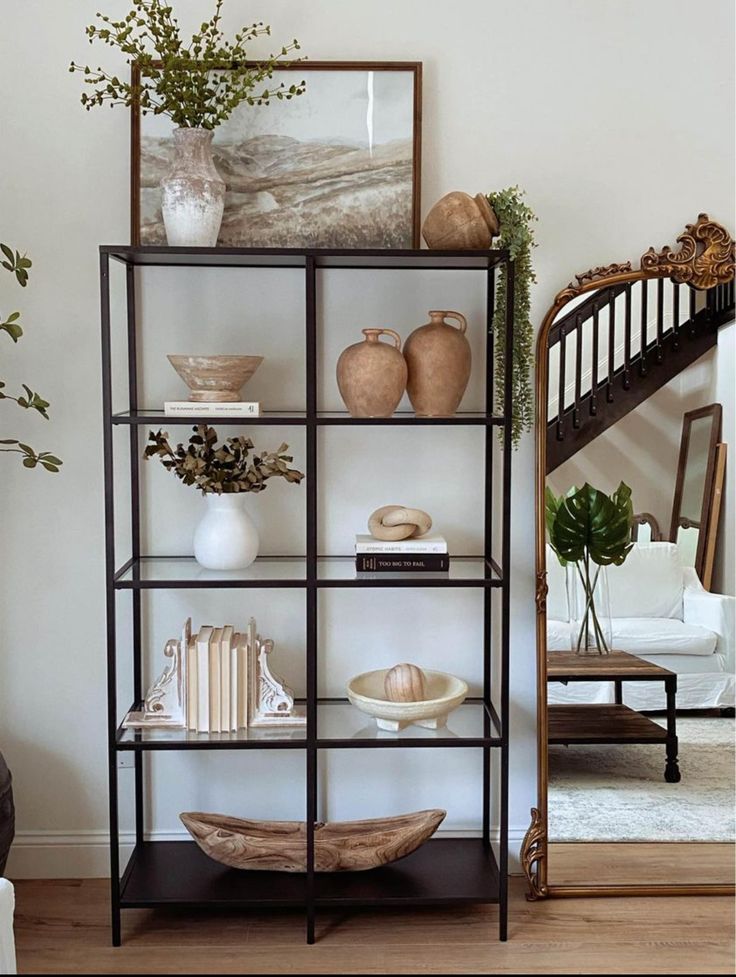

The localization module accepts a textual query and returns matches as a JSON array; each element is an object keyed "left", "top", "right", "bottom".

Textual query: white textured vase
[
  {"left": 193, "top": 494, "right": 259, "bottom": 570},
  {"left": 161, "top": 127, "right": 225, "bottom": 247}
]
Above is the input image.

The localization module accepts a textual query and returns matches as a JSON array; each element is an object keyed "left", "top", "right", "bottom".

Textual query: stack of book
[
  {"left": 164, "top": 401, "right": 260, "bottom": 417},
  {"left": 186, "top": 625, "right": 248, "bottom": 733},
  {"left": 354, "top": 533, "right": 449, "bottom": 573}
]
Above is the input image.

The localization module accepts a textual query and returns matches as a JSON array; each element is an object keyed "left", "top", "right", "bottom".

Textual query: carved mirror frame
[{"left": 522, "top": 214, "right": 735, "bottom": 900}]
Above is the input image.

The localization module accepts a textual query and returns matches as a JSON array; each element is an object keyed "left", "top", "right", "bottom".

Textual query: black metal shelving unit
[{"left": 100, "top": 245, "right": 514, "bottom": 945}]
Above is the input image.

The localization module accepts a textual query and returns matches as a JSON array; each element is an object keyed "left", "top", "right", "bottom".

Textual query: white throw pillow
[{"left": 607, "top": 542, "right": 683, "bottom": 620}]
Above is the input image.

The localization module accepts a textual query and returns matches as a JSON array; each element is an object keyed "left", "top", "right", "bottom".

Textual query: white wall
[{"left": 0, "top": 0, "right": 733, "bottom": 878}]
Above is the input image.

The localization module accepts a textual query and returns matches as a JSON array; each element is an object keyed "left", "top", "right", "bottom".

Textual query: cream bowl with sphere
[{"left": 346, "top": 668, "right": 468, "bottom": 731}]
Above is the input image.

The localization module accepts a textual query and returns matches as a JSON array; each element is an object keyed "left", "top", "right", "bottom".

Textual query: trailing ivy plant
[
  {"left": 69, "top": 0, "right": 305, "bottom": 129},
  {"left": 486, "top": 187, "right": 537, "bottom": 447},
  {"left": 144, "top": 425, "right": 304, "bottom": 495},
  {"left": 0, "top": 244, "right": 62, "bottom": 473}
]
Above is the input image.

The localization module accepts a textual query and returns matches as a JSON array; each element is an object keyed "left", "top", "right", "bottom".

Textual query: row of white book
[
  {"left": 123, "top": 617, "right": 305, "bottom": 734},
  {"left": 187, "top": 625, "right": 246, "bottom": 733}
]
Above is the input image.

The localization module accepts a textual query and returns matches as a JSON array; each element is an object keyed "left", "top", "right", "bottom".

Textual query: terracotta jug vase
[
  {"left": 336, "top": 328, "right": 407, "bottom": 417},
  {"left": 404, "top": 311, "right": 471, "bottom": 416}
]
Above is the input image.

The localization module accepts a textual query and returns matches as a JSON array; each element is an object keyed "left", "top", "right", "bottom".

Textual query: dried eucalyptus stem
[
  {"left": 144, "top": 425, "right": 304, "bottom": 495},
  {"left": 70, "top": 0, "right": 305, "bottom": 129}
]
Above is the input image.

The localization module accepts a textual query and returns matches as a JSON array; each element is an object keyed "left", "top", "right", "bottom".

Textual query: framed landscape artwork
[{"left": 131, "top": 61, "right": 422, "bottom": 248}]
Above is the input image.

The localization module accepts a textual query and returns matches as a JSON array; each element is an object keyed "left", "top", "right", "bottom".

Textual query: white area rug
[{"left": 549, "top": 717, "right": 735, "bottom": 841}]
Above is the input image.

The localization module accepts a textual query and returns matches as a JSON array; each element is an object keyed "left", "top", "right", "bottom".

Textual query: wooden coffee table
[{"left": 547, "top": 650, "right": 681, "bottom": 783}]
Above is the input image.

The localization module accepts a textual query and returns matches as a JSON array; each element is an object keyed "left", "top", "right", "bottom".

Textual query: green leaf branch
[
  {"left": 1, "top": 243, "right": 62, "bottom": 473},
  {"left": 69, "top": 0, "right": 305, "bottom": 130},
  {"left": 486, "top": 187, "right": 537, "bottom": 448}
]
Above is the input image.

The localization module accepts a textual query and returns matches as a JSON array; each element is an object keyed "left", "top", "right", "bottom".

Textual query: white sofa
[{"left": 546, "top": 542, "right": 735, "bottom": 710}]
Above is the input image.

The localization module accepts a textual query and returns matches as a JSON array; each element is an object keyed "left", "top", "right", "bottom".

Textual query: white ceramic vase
[
  {"left": 193, "top": 494, "right": 259, "bottom": 570},
  {"left": 161, "top": 127, "right": 225, "bottom": 247}
]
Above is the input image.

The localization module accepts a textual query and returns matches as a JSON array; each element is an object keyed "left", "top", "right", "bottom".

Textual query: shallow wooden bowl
[
  {"left": 180, "top": 809, "right": 446, "bottom": 872},
  {"left": 346, "top": 668, "right": 468, "bottom": 731},
  {"left": 168, "top": 354, "right": 263, "bottom": 402}
]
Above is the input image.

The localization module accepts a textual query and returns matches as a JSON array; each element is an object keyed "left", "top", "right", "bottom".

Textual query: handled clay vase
[
  {"left": 336, "top": 328, "right": 408, "bottom": 417},
  {"left": 422, "top": 192, "right": 499, "bottom": 250},
  {"left": 404, "top": 311, "right": 471, "bottom": 417}
]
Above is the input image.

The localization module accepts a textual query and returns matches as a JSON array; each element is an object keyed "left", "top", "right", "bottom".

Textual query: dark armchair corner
[{"left": 0, "top": 753, "right": 13, "bottom": 877}]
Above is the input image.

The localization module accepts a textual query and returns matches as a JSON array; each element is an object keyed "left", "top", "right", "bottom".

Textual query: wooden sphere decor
[
  {"left": 368, "top": 505, "right": 432, "bottom": 541},
  {"left": 384, "top": 663, "right": 427, "bottom": 703},
  {"left": 421, "top": 191, "right": 500, "bottom": 250}
]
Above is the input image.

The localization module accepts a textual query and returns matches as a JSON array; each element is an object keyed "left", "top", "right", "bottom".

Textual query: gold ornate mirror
[{"left": 524, "top": 214, "right": 735, "bottom": 899}]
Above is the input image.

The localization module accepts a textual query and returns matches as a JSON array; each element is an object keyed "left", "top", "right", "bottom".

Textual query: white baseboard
[{"left": 5, "top": 827, "right": 528, "bottom": 879}]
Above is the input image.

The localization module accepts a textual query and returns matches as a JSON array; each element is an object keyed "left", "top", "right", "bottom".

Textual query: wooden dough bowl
[{"left": 180, "top": 809, "right": 445, "bottom": 872}]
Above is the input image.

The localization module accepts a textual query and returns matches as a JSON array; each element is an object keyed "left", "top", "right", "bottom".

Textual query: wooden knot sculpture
[{"left": 368, "top": 505, "right": 432, "bottom": 541}]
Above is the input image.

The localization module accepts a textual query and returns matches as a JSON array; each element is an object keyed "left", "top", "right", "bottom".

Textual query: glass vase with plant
[
  {"left": 546, "top": 482, "right": 634, "bottom": 655},
  {"left": 145, "top": 425, "right": 303, "bottom": 570},
  {"left": 70, "top": 0, "right": 305, "bottom": 246}
]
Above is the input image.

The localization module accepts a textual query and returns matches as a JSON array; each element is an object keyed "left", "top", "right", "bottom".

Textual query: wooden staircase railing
[{"left": 546, "top": 277, "right": 734, "bottom": 473}]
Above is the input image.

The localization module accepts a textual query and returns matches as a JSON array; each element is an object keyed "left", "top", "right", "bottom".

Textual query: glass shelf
[
  {"left": 112, "top": 410, "right": 307, "bottom": 426},
  {"left": 114, "top": 556, "right": 306, "bottom": 588},
  {"left": 112, "top": 409, "right": 503, "bottom": 427},
  {"left": 117, "top": 700, "right": 500, "bottom": 750},
  {"left": 102, "top": 245, "right": 508, "bottom": 271},
  {"left": 113, "top": 556, "right": 502, "bottom": 589},
  {"left": 118, "top": 722, "right": 306, "bottom": 750},
  {"left": 317, "top": 700, "right": 500, "bottom": 747}
]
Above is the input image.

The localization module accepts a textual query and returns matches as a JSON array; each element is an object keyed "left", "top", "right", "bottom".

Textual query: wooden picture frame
[{"left": 130, "top": 61, "right": 422, "bottom": 248}]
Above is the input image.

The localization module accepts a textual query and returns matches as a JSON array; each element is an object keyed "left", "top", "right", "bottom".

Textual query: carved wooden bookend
[
  {"left": 123, "top": 615, "right": 304, "bottom": 730},
  {"left": 246, "top": 617, "right": 305, "bottom": 727},
  {"left": 122, "top": 618, "right": 191, "bottom": 728}
]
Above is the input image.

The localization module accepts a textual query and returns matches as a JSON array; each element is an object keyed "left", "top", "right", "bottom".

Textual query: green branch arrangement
[
  {"left": 144, "top": 425, "right": 304, "bottom": 495},
  {"left": 69, "top": 0, "right": 305, "bottom": 129},
  {"left": 546, "top": 482, "right": 634, "bottom": 654},
  {"left": 486, "top": 187, "right": 537, "bottom": 448},
  {"left": 0, "top": 244, "right": 62, "bottom": 473}
]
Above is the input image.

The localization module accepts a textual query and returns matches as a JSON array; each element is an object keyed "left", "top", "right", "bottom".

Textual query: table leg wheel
[{"left": 665, "top": 764, "right": 681, "bottom": 783}]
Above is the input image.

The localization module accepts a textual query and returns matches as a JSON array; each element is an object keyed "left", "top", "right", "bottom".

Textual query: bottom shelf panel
[{"left": 119, "top": 839, "right": 499, "bottom": 909}]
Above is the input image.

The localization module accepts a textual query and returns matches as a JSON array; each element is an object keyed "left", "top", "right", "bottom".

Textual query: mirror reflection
[{"left": 542, "top": 274, "right": 734, "bottom": 885}]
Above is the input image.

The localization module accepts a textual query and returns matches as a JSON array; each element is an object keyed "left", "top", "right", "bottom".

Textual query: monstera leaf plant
[{"left": 546, "top": 482, "right": 634, "bottom": 654}]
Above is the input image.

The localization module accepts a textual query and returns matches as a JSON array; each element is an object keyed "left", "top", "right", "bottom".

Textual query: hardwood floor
[
  {"left": 550, "top": 842, "right": 736, "bottom": 886},
  {"left": 11, "top": 851, "right": 735, "bottom": 975}
]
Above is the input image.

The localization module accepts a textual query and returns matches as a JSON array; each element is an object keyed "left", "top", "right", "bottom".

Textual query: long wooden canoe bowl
[{"left": 180, "top": 809, "right": 446, "bottom": 872}]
